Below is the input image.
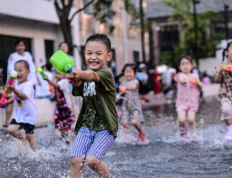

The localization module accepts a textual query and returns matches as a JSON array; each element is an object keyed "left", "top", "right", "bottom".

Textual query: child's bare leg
[
  {"left": 8, "top": 125, "right": 26, "bottom": 140},
  {"left": 86, "top": 155, "right": 111, "bottom": 178},
  {"left": 5, "top": 103, "right": 13, "bottom": 126},
  {"left": 187, "top": 110, "right": 196, "bottom": 135},
  {"left": 26, "top": 134, "right": 37, "bottom": 151},
  {"left": 177, "top": 110, "right": 187, "bottom": 132},
  {"left": 225, "top": 118, "right": 232, "bottom": 126},
  {"left": 122, "top": 120, "right": 129, "bottom": 133},
  {"left": 131, "top": 119, "right": 143, "bottom": 134},
  {"left": 71, "top": 157, "right": 85, "bottom": 178}
]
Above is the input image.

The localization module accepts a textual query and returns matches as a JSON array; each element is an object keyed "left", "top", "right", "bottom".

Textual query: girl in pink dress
[
  {"left": 175, "top": 55, "right": 203, "bottom": 137},
  {"left": 213, "top": 41, "right": 232, "bottom": 140}
]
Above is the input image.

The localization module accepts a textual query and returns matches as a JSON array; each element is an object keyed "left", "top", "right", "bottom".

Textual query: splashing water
[{"left": 0, "top": 98, "right": 232, "bottom": 177}]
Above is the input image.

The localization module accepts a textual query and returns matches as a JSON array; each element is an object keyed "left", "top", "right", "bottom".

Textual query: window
[
  {"left": 44, "top": 40, "right": 54, "bottom": 64},
  {"left": 83, "top": 0, "right": 91, "bottom": 15},
  {"left": 133, "top": 51, "right": 140, "bottom": 64},
  {"left": 159, "top": 25, "right": 179, "bottom": 51},
  {"left": 212, "top": 21, "right": 232, "bottom": 39},
  {"left": 0, "top": 35, "right": 31, "bottom": 84}
]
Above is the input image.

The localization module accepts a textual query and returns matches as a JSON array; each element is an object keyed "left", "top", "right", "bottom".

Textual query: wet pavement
[{"left": 1, "top": 97, "right": 232, "bottom": 178}]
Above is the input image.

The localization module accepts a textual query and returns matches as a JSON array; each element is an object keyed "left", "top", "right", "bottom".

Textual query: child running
[
  {"left": 66, "top": 34, "right": 118, "bottom": 178},
  {"left": 44, "top": 71, "right": 74, "bottom": 143},
  {"left": 175, "top": 55, "right": 203, "bottom": 138},
  {"left": 213, "top": 41, "right": 232, "bottom": 140},
  {"left": 2, "top": 60, "right": 37, "bottom": 151},
  {"left": 119, "top": 62, "right": 146, "bottom": 142}
]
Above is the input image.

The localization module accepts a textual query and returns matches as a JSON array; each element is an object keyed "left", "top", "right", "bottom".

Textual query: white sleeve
[
  {"left": 7, "top": 54, "right": 15, "bottom": 81},
  {"left": 57, "top": 79, "right": 69, "bottom": 91}
]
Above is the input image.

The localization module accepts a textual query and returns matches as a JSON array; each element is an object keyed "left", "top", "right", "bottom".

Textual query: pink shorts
[{"left": 176, "top": 103, "right": 198, "bottom": 112}]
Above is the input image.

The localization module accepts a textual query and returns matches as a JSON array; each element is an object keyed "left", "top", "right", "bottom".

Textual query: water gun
[
  {"left": 223, "top": 63, "right": 232, "bottom": 71},
  {"left": 50, "top": 50, "right": 74, "bottom": 74},
  {"left": 119, "top": 86, "right": 126, "bottom": 92},
  {"left": 0, "top": 70, "right": 17, "bottom": 108},
  {"left": 188, "top": 77, "right": 198, "bottom": 85},
  {"left": 37, "top": 67, "right": 46, "bottom": 78}
]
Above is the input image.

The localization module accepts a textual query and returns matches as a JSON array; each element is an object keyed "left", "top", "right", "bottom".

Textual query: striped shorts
[{"left": 71, "top": 127, "right": 114, "bottom": 160}]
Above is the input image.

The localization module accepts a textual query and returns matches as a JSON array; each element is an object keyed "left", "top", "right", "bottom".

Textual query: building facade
[
  {"left": 0, "top": 0, "right": 145, "bottom": 84},
  {"left": 0, "top": 0, "right": 78, "bottom": 84},
  {"left": 75, "top": 0, "right": 143, "bottom": 75},
  {"left": 146, "top": 0, "right": 232, "bottom": 66}
]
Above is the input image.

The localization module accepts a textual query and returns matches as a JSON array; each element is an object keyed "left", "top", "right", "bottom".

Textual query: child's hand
[
  {"left": 43, "top": 75, "right": 48, "bottom": 81},
  {"left": 119, "top": 86, "right": 126, "bottom": 92},
  {"left": 188, "top": 77, "right": 198, "bottom": 85},
  {"left": 7, "top": 85, "right": 15, "bottom": 91},
  {"left": 67, "top": 68, "right": 81, "bottom": 80}
]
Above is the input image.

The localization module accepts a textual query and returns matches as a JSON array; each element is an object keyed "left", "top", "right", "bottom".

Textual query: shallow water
[{"left": 1, "top": 97, "right": 232, "bottom": 178}]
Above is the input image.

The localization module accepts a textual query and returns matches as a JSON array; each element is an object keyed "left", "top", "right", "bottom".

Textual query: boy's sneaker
[
  {"left": 225, "top": 132, "right": 232, "bottom": 141},
  {"left": 138, "top": 133, "right": 146, "bottom": 142}
]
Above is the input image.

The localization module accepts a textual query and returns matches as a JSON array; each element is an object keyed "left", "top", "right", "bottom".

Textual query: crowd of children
[{"left": 1, "top": 34, "right": 232, "bottom": 178}]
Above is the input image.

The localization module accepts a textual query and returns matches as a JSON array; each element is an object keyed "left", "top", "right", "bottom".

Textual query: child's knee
[
  {"left": 131, "top": 119, "right": 139, "bottom": 126},
  {"left": 8, "top": 127, "right": 16, "bottom": 134},
  {"left": 122, "top": 120, "right": 128, "bottom": 127},
  {"left": 86, "top": 155, "right": 99, "bottom": 168}
]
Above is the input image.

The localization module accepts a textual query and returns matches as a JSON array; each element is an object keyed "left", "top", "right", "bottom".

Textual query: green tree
[
  {"left": 162, "top": 0, "right": 223, "bottom": 68},
  {"left": 54, "top": 0, "right": 140, "bottom": 54}
]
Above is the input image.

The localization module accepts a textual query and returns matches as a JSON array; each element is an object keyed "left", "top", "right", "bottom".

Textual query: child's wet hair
[
  {"left": 178, "top": 54, "right": 193, "bottom": 67},
  {"left": 14, "top": 38, "right": 25, "bottom": 47},
  {"left": 222, "top": 41, "right": 232, "bottom": 61},
  {"left": 85, "top": 33, "right": 111, "bottom": 52},
  {"left": 15, "top": 60, "right": 30, "bottom": 70},
  {"left": 121, "top": 62, "right": 137, "bottom": 75}
]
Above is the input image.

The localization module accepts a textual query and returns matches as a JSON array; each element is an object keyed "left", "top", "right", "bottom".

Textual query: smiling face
[
  {"left": 124, "top": 66, "right": 135, "bottom": 81},
  {"left": 14, "top": 62, "right": 30, "bottom": 84},
  {"left": 179, "top": 58, "right": 193, "bottom": 74},
  {"left": 15, "top": 41, "right": 26, "bottom": 55},
  {"left": 84, "top": 41, "right": 112, "bottom": 71}
]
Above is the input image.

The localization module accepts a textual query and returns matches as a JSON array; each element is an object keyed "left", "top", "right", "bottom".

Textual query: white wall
[{"left": 0, "top": 0, "right": 59, "bottom": 24}]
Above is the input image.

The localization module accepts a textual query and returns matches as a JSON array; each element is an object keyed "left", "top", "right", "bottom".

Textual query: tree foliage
[
  {"left": 161, "top": 0, "right": 223, "bottom": 67},
  {"left": 54, "top": 0, "right": 140, "bottom": 54}
]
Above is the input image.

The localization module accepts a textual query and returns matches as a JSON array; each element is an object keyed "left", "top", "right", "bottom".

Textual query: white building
[{"left": 0, "top": 0, "right": 80, "bottom": 77}]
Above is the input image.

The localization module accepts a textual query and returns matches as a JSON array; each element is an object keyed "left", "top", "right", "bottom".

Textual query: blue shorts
[{"left": 71, "top": 127, "right": 114, "bottom": 160}]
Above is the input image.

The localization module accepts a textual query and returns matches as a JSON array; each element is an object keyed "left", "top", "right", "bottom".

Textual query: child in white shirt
[{"left": 3, "top": 60, "right": 37, "bottom": 151}]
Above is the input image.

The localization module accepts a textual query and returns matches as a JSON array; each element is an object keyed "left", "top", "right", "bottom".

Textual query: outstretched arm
[
  {"left": 44, "top": 77, "right": 60, "bottom": 88},
  {"left": 67, "top": 68, "right": 100, "bottom": 82}
]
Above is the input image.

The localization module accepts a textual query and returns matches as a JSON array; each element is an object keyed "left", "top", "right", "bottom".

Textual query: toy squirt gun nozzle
[
  {"left": 37, "top": 67, "right": 46, "bottom": 79},
  {"left": 0, "top": 70, "right": 17, "bottom": 108}
]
